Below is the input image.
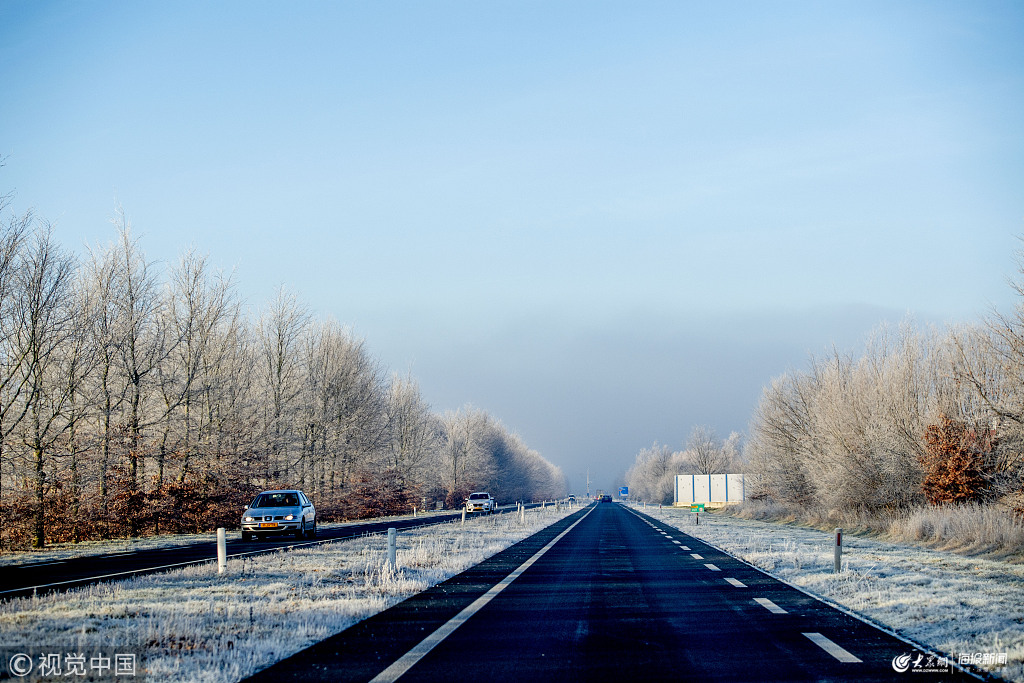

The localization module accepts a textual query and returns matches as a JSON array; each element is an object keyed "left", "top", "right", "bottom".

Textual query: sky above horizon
[{"left": 2, "top": 1, "right": 1023, "bottom": 494}]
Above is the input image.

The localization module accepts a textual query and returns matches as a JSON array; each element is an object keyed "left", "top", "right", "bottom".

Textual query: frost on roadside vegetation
[
  {"left": 0, "top": 505, "right": 578, "bottom": 683},
  {"left": 640, "top": 505, "right": 1024, "bottom": 682}
]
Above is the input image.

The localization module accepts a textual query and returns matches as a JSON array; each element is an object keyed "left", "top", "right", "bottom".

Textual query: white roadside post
[
  {"left": 461, "top": 507, "right": 466, "bottom": 526},
  {"left": 519, "top": 503, "right": 525, "bottom": 524},
  {"left": 834, "top": 528, "right": 843, "bottom": 573},
  {"left": 387, "top": 527, "right": 397, "bottom": 569},
  {"left": 217, "top": 527, "right": 227, "bottom": 575}
]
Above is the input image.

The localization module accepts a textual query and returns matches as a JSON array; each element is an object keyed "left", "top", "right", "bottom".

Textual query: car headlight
[
  {"left": 244, "top": 516, "right": 254, "bottom": 522},
  {"left": 284, "top": 514, "right": 295, "bottom": 521}
]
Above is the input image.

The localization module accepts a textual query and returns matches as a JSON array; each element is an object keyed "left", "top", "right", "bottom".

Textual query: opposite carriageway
[{"left": 0, "top": 503, "right": 552, "bottom": 601}]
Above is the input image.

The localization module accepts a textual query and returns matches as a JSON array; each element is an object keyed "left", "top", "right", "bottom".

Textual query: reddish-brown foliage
[
  {"left": 919, "top": 415, "right": 990, "bottom": 505},
  {"left": 348, "top": 468, "right": 421, "bottom": 519},
  {"left": 444, "top": 485, "right": 473, "bottom": 511}
]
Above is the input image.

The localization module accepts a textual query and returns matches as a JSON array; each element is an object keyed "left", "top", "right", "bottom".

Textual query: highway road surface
[{"left": 246, "top": 502, "right": 979, "bottom": 682}]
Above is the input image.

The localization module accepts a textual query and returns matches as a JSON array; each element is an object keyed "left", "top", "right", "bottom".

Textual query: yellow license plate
[{"left": 259, "top": 522, "right": 278, "bottom": 528}]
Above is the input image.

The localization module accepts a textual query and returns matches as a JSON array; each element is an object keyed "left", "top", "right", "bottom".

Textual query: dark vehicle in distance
[{"left": 600, "top": 494, "right": 612, "bottom": 502}]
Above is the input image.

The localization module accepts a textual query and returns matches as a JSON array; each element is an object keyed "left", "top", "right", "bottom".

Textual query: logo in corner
[{"left": 892, "top": 653, "right": 913, "bottom": 673}]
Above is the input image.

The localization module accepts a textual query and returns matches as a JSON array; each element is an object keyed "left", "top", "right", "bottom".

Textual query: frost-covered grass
[
  {"left": 0, "top": 504, "right": 577, "bottom": 682},
  {"left": 635, "top": 504, "right": 1024, "bottom": 682},
  {"left": 727, "top": 499, "right": 1024, "bottom": 561},
  {"left": 893, "top": 504, "right": 1024, "bottom": 558},
  {"left": 0, "top": 511, "right": 456, "bottom": 568}
]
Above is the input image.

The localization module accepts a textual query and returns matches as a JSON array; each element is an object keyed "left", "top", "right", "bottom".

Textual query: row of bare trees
[
  {"left": 0, "top": 200, "right": 565, "bottom": 549},
  {"left": 747, "top": 299, "right": 1024, "bottom": 514},
  {"left": 628, "top": 259, "right": 1024, "bottom": 515},
  {"left": 625, "top": 427, "right": 742, "bottom": 505}
]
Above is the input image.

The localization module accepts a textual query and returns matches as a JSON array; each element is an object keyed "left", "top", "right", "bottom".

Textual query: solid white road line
[
  {"left": 724, "top": 578, "right": 746, "bottom": 588},
  {"left": 704, "top": 563, "right": 721, "bottom": 571},
  {"left": 803, "top": 633, "right": 862, "bottom": 663},
  {"left": 754, "top": 597, "right": 787, "bottom": 614},
  {"left": 690, "top": 553, "right": 703, "bottom": 560},
  {"left": 369, "top": 508, "right": 594, "bottom": 683}
]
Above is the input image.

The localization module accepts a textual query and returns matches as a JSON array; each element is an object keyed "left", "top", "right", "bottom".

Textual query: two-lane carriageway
[{"left": 247, "top": 502, "right": 978, "bottom": 682}]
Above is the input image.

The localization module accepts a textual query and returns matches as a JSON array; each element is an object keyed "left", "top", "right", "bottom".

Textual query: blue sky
[{"left": 2, "top": 1, "right": 1023, "bottom": 493}]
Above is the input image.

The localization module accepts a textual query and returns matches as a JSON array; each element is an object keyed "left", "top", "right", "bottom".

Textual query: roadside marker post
[
  {"left": 461, "top": 508, "right": 466, "bottom": 526},
  {"left": 387, "top": 527, "right": 397, "bottom": 569},
  {"left": 834, "top": 528, "right": 842, "bottom": 573},
  {"left": 217, "top": 528, "right": 227, "bottom": 574}
]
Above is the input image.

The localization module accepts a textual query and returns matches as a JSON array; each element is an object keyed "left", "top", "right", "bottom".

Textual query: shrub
[{"left": 919, "top": 415, "right": 990, "bottom": 505}]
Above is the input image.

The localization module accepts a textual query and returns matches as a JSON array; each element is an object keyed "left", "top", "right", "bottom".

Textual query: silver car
[{"left": 241, "top": 489, "right": 316, "bottom": 541}]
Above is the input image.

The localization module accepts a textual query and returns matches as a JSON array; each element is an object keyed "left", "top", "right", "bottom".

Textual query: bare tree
[
  {"left": 157, "top": 249, "right": 234, "bottom": 485},
  {"left": 60, "top": 272, "right": 99, "bottom": 541},
  {"left": 83, "top": 239, "right": 123, "bottom": 511},
  {"left": 685, "top": 425, "right": 730, "bottom": 475},
  {"left": 0, "top": 198, "right": 30, "bottom": 546},
  {"left": 12, "top": 225, "right": 77, "bottom": 547},
  {"left": 383, "top": 372, "right": 439, "bottom": 485},
  {"left": 439, "top": 407, "right": 493, "bottom": 503},
  {"left": 320, "top": 325, "right": 387, "bottom": 493},
  {"left": 257, "top": 287, "right": 308, "bottom": 482},
  {"left": 110, "top": 214, "right": 174, "bottom": 490},
  {"left": 624, "top": 442, "right": 678, "bottom": 504}
]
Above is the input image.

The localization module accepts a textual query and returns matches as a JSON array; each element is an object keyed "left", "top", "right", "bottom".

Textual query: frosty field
[
  {"left": 636, "top": 504, "right": 1024, "bottom": 682},
  {"left": 0, "top": 505, "right": 577, "bottom": 682}
]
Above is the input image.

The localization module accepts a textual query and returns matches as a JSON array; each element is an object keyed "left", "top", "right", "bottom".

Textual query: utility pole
[{"left": 586, "top": 469, "right": 591, "bottom": 499}]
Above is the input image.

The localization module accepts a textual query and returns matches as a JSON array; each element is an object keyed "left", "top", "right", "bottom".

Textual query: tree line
[
  {"left": 746, "top": 313, "right": 1023, "bottom": 516},
  {"left": 626, "top": 260, "right": 1024, "bottom": 518},
  {"left": 0, "top": 197, "right": 566, "bottom": 549},
  {"left": 625, "top": 426, "right": 742, "bottom": 505}
]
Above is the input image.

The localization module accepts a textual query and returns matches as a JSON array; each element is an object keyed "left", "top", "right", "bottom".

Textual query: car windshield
[
  {"left": 254, "top": 493, "right": 299, "bottom": 508},
  {"left": 469, "top": 494, "right": 488, "bottom": 499}
]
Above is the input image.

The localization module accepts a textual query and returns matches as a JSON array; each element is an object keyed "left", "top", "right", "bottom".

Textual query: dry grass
[{"left": 726, "top": 500, "right": 1024, "bottom": 561}]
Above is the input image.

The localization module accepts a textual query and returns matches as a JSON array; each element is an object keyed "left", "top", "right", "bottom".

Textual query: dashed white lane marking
[
  {"left": 724, "top": 578, "right": 746, "bottom": 588},
  {"left": 679, "top": 546, "right": 690, "bottom": 551},
  {"left": 704, "top": 563, "right": 721, "bottom": 571},
  {"left": 369, "top": 509, "right": 594, "bottom": 683},
  {"left": 690, "top": 553, "right": 703, "bottom": 560},
  {"left": 671, "top": 540, "right": 681, "bottom": 545},
  {"left": 803, "top": 633, "right": 862, "bottom": 663},
  {"left": 754, "top": 597, "right": 787, "bottom": 614}
]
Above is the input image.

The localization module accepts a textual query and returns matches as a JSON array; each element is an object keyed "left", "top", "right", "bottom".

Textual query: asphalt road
[
  {"left": 246, "top": 502, "right": 980, "bottom": 683},
  {"left": 0, "top": 505, "right": 541, "bottom": 600}
]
